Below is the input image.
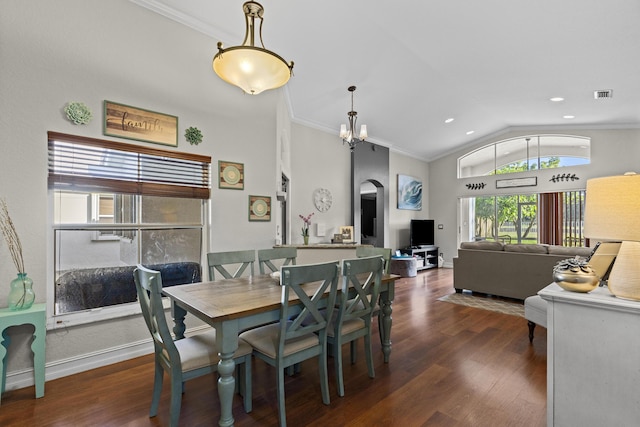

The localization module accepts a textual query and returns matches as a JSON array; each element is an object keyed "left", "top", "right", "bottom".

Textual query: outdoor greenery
[{"left": 474, "top": 157, "right": 560, "bottom": 242}]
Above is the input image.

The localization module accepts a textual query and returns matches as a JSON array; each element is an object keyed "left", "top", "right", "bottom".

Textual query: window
[
  {"left": 48, "top": 132, "right": 211, "bottom": 321},
  {"left": 460, "top": 190, "right": 586, "bottom": 246},
  {"left": 458, "top": 135, "right": 590, "bottom": 178}
]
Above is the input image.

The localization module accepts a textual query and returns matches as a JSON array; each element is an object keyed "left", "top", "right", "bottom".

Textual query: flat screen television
[{"left": 410, "top": 219, "right": 435, "bottom": 248}]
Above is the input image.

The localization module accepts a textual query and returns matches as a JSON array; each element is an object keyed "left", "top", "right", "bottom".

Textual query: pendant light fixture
[
  {"left": 212, "top": 1, "right": 294, "bottom": 95},
  {"left": 339, "top": 86, "right": 368, "bottom": 151}
]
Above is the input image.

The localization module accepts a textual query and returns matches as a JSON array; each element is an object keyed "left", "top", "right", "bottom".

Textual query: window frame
[
  {"left": 46, "top": 133, "right": 211, "bottom": 329},
  {"left": 457, "top": 134, "right": 591, "bottom": 179}
]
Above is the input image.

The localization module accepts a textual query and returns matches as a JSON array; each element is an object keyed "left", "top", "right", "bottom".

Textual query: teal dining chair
[
  {"left": 356, "top": 246, "right": 392, "bottom": 274},
  {"left": 329, "top": 255, "right": 384, "bottom": 397},
  {"left": 207, "top": 249, "right": 255, "bottom": 280},
  {"left": 239, "top": 261, "right": 340, "bottom": 427},
  {"left": 257, "top": 247, "right": 297, "bottom": 274},
  {"left": 133, "top": 265, "right": 253, "bottom": 427}
]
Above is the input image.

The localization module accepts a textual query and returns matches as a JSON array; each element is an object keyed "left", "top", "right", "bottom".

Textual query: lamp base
[{"left": 606, "top": 241, "right": 640, "bottom": 301}]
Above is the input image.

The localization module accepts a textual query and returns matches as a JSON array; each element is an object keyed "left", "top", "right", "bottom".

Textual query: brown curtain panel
[{"left": 539, "top": 192, "right": 563, "bottom": 245}]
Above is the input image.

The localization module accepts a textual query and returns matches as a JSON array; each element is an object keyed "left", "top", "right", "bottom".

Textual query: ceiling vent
[{"left": 594, "top": 89, "right": 613, "bottom": 99}]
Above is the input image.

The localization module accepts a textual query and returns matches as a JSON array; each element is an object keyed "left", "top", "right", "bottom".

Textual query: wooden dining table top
[{"left": 162, "top": 273, "right": 399, "bottom": 324}]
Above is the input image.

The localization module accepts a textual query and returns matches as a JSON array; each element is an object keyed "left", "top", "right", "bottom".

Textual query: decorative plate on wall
[
  {"left": 249, "top": 195, "right": 271, "bottom": 221},
  {"left": 219, "top": 160, "right": 244, "bottom": 190}
]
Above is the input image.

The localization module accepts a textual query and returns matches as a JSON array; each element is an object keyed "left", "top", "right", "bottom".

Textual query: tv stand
[{"left": 400, "top": 245, "right": 439, "bottom": 270}]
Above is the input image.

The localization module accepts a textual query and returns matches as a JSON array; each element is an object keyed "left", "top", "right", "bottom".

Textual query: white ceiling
[{"left": 132, "top": 0, "right": 640, "bottom": 161}]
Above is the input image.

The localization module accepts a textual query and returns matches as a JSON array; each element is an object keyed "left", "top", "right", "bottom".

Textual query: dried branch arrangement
[{"left": 0, "top": 198, "right": 25, "bottom": 274}]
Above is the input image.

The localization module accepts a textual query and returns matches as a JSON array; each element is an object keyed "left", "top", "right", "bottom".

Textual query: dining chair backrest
[
  {"left": 257, "top": 247, "right": 297, "bottom": 274},
  {"left": 278, "top": 261, "right": 340, "bottom": 353},
  {"left": 207, "top": 249, "right": 255, "bottom": 280},
  {"left": 133, "top": 265, "right": 179, "bottom": 367},
  {"left": 356, "top": 246, "right": 392, "bottom": 274},
  {"left": 338, "top": 255, "right": 384, "bottom": 327}
]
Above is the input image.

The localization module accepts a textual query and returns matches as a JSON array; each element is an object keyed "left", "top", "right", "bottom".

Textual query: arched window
[{"left": 458, "top": 135, "right": 590, "bottom": 179}]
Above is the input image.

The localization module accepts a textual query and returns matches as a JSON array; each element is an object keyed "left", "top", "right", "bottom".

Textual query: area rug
[{"left": 437, "top": 292, "right": 524, "bottom": 318}]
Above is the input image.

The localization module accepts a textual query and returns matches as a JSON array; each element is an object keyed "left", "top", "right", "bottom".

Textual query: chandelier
[
  {"left": 339, "top": 86, "right": 368, "bottom": 151},
  {"left": 212, "top": 1, "right": 294, "bottom": 95}
]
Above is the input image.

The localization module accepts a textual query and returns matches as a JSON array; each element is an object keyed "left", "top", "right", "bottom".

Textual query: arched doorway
[{"left": 360, "top": 180, "right": 384, "bottom": 247}]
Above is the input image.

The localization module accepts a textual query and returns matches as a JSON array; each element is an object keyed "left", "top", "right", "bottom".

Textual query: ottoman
[
  {"left": 524, "top": 295, "right": 547, "bottom": 343},
  {"left": 390, "top": 257, "right": 417, "bottom": 277}
]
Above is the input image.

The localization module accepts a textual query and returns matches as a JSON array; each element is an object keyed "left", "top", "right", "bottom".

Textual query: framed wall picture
[
  {"left": 249, "top": 195, "right": 271, "bottom": 221},
  {"left": 219, "top": 160, "right": 244, "bottom": 190},
  {"left": 397, "top": 174, "right": 422, "bottom": 210},
  {"left": 339, "top": 226, "right": 354, "bottom": 243},
  {"left": 495, "top": 176, "right": 537, "bottom": 189},
  {"left": 103, "top": 100, "right": 178, "bottom": 146}
]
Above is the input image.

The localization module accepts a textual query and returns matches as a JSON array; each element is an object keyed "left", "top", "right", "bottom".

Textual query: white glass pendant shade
[
  {"left": 340, "top": 124, "right": 348, "bottom": 139},
  {"left": 213, "top": 46, "right": 292, "bottom": 95},
  {"left": 212, "top": 1, "right": 293, "bottom": 95},
  {"left": 359, "top": 125, "right": 368, "bottom": 139}
]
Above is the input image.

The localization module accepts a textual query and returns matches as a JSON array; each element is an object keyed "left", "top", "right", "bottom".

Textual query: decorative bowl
[{"left": 553, "top": 256, "right": 599, "bottom": 293}]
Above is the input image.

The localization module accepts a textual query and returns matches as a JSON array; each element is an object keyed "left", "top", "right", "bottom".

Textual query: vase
[
  {"left": 8, "top": 273, "right": 35, "bottom": 310},
  {"left": 553, "top": 267, "right": 599, "bottom": 293},
  {"left": 303, "top": 235, "right": 309, "bottom": 245}
]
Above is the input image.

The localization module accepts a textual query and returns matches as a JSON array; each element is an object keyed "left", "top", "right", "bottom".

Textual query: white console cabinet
[{"left": 539, "top": 283, "right": 640, "bottom": 426}]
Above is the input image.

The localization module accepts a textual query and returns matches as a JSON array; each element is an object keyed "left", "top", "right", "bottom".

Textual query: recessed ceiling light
[
  {"left": 550, "top": 97, "right": 564, "bottom": 102},
  {"left": 563, "top": 115, "right": 575, "bottom": 119},
  {"left": 444, "top": 118, "right": 454, "bottom": 124},
  {"left": 466, "top": 130, "right": 475, "bottom": 135}
]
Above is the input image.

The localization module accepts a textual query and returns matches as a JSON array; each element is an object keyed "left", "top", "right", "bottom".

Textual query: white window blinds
[{"left": 48, "top": 132, "right": 211, "bottom": 199}]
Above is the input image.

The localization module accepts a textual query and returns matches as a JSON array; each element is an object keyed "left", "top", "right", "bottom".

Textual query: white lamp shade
[
  {"left": 339, "top": 124, "right": 348, "bottom": 138},
  {"left": 584, "top": 173, "right": 640, "bottom": 242},
  {"left": 359, "top": 125, "right": 368, "bottom": 139},
  {"left": 584, "top": 172, "right": 640, "bottom": 300},
  {"left": 213, "top": 46, "right": 292, "bottom": 95}
]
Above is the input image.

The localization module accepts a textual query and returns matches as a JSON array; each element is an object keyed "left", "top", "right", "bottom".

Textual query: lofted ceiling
[{"left": 132, "top": 0, "right": 640, "bottom": 161}]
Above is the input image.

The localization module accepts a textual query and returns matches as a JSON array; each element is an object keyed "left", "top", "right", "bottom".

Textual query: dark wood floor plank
[{"left": 0, "top": 268, "right": 547, "bottom": 426}]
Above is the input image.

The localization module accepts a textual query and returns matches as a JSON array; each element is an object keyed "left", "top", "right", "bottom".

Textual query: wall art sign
[
  {"left": 249, "top": 195, "right": 271, "bottom": 221},
  {"left": 219, "top": 161, "right": 244, "bottom": 190},
  {"left": 104, "top": 100, "right": 178, "bottom": 147},
  {"left": 397, "top": 174, "right": 422, "bottom": 210},
  {"left": 495, "top": 177, "right": 537, "bottom": 189}
]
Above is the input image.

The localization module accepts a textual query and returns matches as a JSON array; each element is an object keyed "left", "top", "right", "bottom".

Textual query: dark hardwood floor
[{"left": 0, "top": 268, "right": 547, "bottom": 426}]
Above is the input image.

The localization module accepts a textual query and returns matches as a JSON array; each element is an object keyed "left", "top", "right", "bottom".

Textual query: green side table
[{"left": 0, "top": 303, "right": 46, "bottom": 404}]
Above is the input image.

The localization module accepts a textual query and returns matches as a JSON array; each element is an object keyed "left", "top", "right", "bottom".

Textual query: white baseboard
[
  {"left": 3, "top": 338, "right": 154, "bottom": 392},
  {"left": 4, "top": 325, "right": 209, "bottom": 392}
]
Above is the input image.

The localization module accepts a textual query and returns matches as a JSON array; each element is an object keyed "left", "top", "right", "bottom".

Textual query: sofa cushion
[
  {"left": 547, "top": 245, "right": 593, "bottom": 257},
  {"left": 460, "top": 241, "right": 504, "bottom": 251},
  {"left": 504, "top": 244, "right": 548, "bottom": 254}
]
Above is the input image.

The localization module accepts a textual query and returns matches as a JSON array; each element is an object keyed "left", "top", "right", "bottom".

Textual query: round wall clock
[{"left": 313, "top": 188, "right": 333, "bottom": 212}]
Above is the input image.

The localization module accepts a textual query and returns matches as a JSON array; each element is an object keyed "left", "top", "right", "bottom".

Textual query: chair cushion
[
  {"left": 524, "top": 295, "right": 547, "bottom": 328},
  {"left": 240, "top": 322, "right": 320, "bottom": 359},
  {"left": 175, "top": 329, "right": 251, "bottom": 372},
  {"left": 328, "top": 317, "right": 365, "bottom": 337}
]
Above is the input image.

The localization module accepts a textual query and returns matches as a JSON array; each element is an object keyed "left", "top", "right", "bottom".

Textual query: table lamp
[{"left": 584, "top": 172, "right": 640, "bottom": 300}]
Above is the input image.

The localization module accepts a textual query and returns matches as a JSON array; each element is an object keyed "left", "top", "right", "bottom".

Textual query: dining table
[{"left": 162, "top": 271, "right": 399, "bottom": 427}]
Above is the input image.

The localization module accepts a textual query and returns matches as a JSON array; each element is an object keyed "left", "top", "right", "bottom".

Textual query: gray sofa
[{"left": 453, "top": 241, "right": 592, "bottom": 300}]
